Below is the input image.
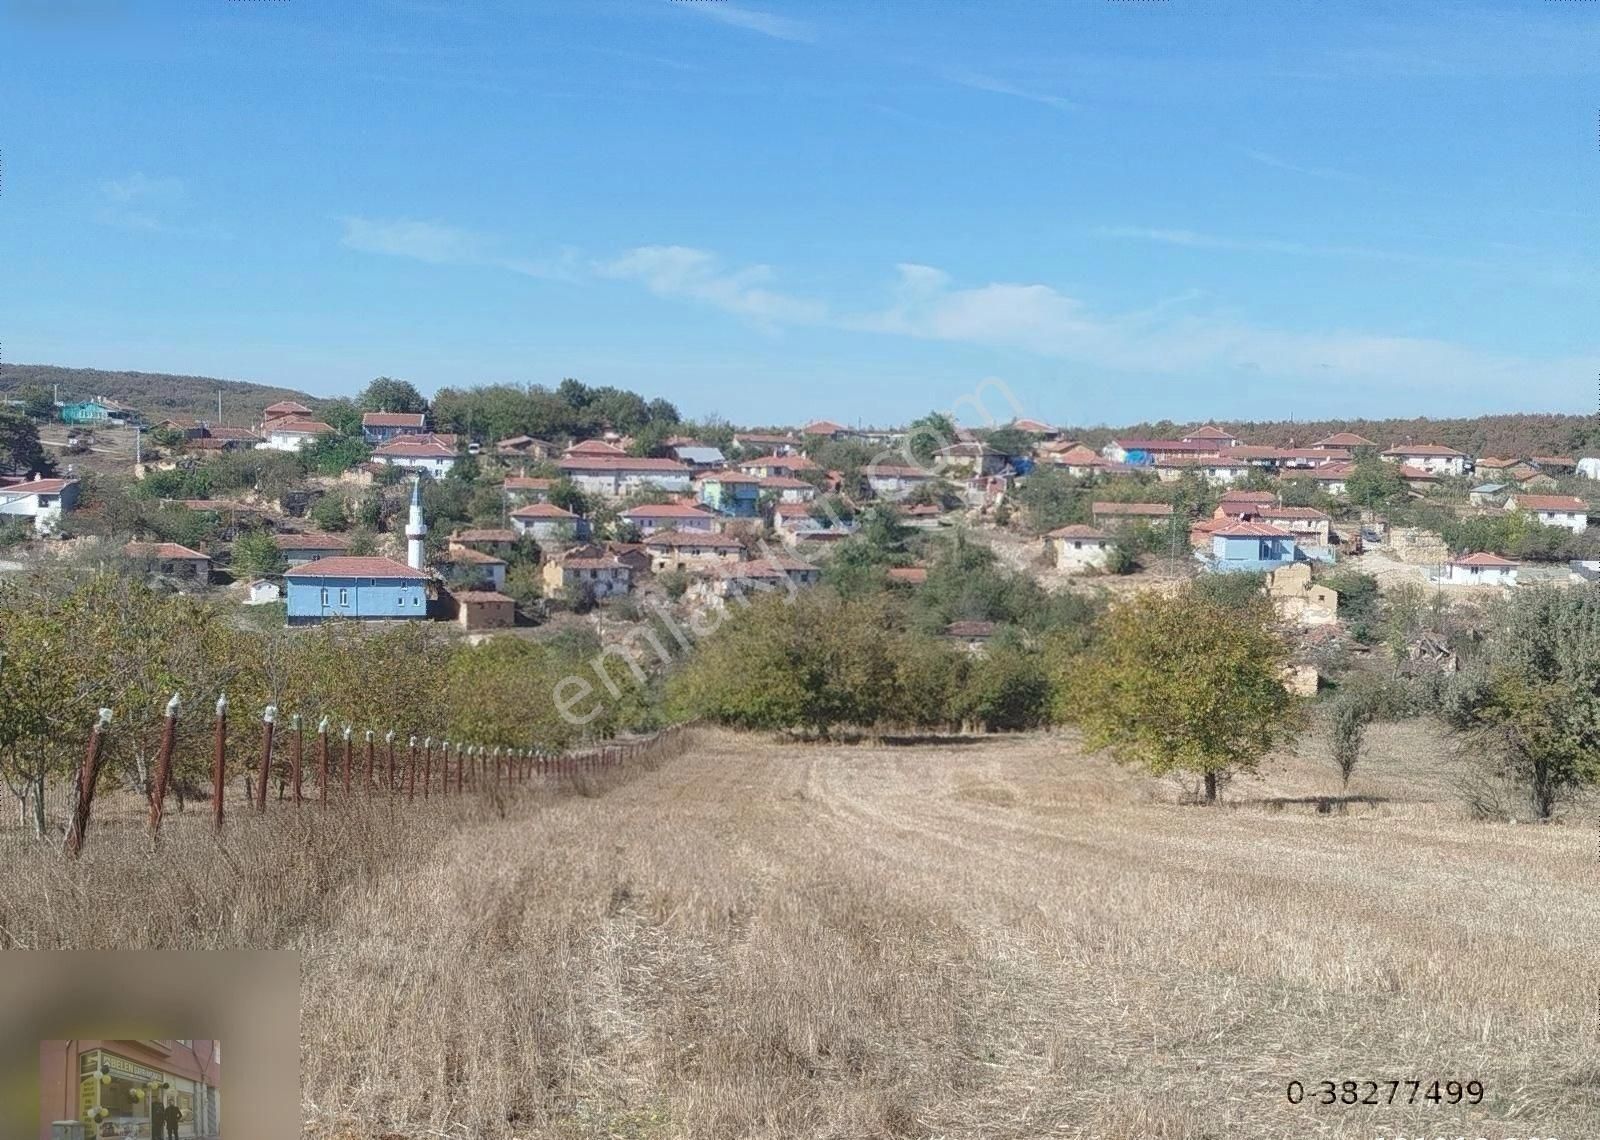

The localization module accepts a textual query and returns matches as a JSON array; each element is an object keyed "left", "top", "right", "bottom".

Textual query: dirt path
[{"left": 303, "top": 730, "right": 1600, "bottom": 1139}]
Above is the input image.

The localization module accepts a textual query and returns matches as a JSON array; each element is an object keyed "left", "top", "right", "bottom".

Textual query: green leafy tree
[
  {"left": 1061, "top": 586, "right": 1297, "bottom": 802},
  {"left": 14, "top": 385, "right": 54, "bottom": 421},
  {"left": 1345, "top": 456, "right": 1410, "bottom": 509},
  {"left": 905, "top": 411, "right": 957, "bottom": 465},
  {"left": 0, "top": 411, "right": 56, "bottom": 476},
  {"left": 232, "top": 528, "right": 288, "bottom": 577},
  {"left": 299, "top": 434, "right": 372, "bottom": 477},
  {"left": 358, "top": 377, "right": 428, "bottom": 415},
  {"left": 308, "top": 493, "right": 351, "bottom": 532},
  {"left": 1443, "top": 585, "right": 1600, "bottom": 819}
]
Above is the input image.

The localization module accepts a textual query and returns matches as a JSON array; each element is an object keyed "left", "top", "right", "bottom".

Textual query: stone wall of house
[{"left": 1387, "top": 526, "right": 1451, "bottom": 565}]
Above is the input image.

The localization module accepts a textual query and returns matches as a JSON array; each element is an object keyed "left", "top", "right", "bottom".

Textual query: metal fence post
[
  {"left": 343, "top": 725, "right": 353, "bottom": 796},
  {"left": 290, "top": 714, "right": 304, "bottom": 805},
  {"left": 254, "top": 705, "right": 277, "bottom": 814},
  {"left": 148, "top": 694, "right": 181, "bottom": 838},
  {"left": 212, "top": 694, "right": 228, "bottom": 834},
  {"left": 64, "top": 708, "right": 113, "bottom": 858},
  {"left": 318, "top": 716, "right": 331, "bottom": 807},
  {"left": 385, "top": 730, "right": 396, "bottom": 792},
  {"left": 423, "top": 737, "right": 433, "bottom": 799},
  {"left": 407, "top": 736, "right": 417, "bottom": 802}
]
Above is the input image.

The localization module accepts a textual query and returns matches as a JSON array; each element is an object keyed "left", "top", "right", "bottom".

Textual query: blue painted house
[
  {"left": 1204, "top": 522, "right": 1304, "bottom": 573},
  {"left": 696, "top": 471, "right": 762, "bottom": 518},
  {"left": 283, "top": 556, "right": 431, "bottom": 624}
]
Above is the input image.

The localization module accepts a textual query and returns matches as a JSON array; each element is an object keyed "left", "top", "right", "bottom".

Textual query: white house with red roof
[
  {"left": 1380, "top": 443, "right": 1468, "bottom": 477},
  {"left": 0, "top": 476, "right": 80, "bottom": 534},
  {"left": 124, "top": 541, "right": 210, "bottom": 580},
  {"left": 1047, "top": 524, "right": 1112, "bottom": 573},
  {"left": 371, "top": 433, "right": 458, "bottom": 477},
  {"left": 1440, "top": 552, "right": 1519, "bottom": 587},
  {"left": 260, "top": 418, "right": 336, "bottom": 451},
  {"left": 1181, "top": 425, "right": 1242, "bottom": 448},
  {"left": 360, "top": 411, "right": 427, "bottom": 444},
  {"left": 509, "top": 502, "right": 591, "bottom": 541},
  {"left": 1508, "top": 493, "right": 1589, "bottom": 534},
  {"left": 557, "top": 455, "right": 692, "bottom": 498},
  {"left": 620, "top": 502, "right": 718, "bottom": 535},
  {"left": 1312, "top": 431, "right": 1378, "bottom": 450}
]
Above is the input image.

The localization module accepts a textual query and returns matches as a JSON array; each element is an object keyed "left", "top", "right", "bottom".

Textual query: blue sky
[{"left": 3, "top": 0, "right": 1598, "bottom": 427}]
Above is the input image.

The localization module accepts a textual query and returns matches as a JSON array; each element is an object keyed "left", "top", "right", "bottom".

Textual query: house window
[
  {"left": 320, "top": 587, "right": 329, "bottom": 607},
  {"left": 339, "top": 588, "right": 350, "bottom": 607},
  {"left": 413, "top": 594, "right": 420, "bottom": 605}
]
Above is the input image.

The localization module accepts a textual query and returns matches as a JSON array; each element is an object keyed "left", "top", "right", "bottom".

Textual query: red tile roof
[
  {"left": 374, "top": 436, "right": 455, "bottom": 457},
  {"left": 1047, "top": 524, "right": 1110, "bottom": 539},
  {"left": 1452, "top": 552, "right": 1518, "bottom": 568},
  {"left": 510, "top": 502, "right": 581, "bottom": 519},
  {"left": 440, "top": 547, "right": 507, "bottom": 565},
  {"left": 1311, "top": 432, "right": 1377, "bottom": 448},
  {"left": 642, "top": 529, "right": 746, "bottom": 549},
  {"left": 1258, "top": 506, "right": 1331, "bottom": 520},
  {"left": 1512, "top": 494, "right": 1588, "bottom": 512},
  {"left": 267, "top": 418, "right": 335, "bottom": 435},
  {"left": 1382, "top": 443, "right": 1464, "bottom": 457},
  {"left": 698, "top": 470, "right": 762, "bottom": 484},
  {"left": 620, "top": 503, "right": 715, "bottom": 519},
  {"left": 559, "top": 557, "right": 628, "bottom": 571},
  {"left": 802, "top": 420, "right": 848, "bottom": 435},
  {"left": 564, "top": 439, "right": 628, "bottom": 456},
  {"left": 452, "top": 590, "right": 515, "bottom": 603},
  {"left": 263, "top": 400, "right": 313, "bottom": 415},
  {"left": 759, "top": 475, "right": 813, "bottom": 489},
  {"left": 125, "top": 541, "right": 208, "bottom": 561},
  {"left": 1211, "top": 521, "right": 1294, "bottom": 538},
  {"left": 1183, "top": 425, "right": 1235, "bottom": 440},
  {"left": 0, "top": 477, "right": 77, "bottom": 495},
  {"left": 557, "top": 456, "right": 690, "bottom": 472},
  {"left": 362, "top": 412, "right": 426, "bottom": 428},
  {"left": 452, "top": 528, "right": 518, "bottom": 543},
  {"left": 283, "top": 556, "right": 427, "bottom": 579}
]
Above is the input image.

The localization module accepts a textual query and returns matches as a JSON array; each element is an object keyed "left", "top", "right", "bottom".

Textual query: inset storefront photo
[{"left": 39, "top": 1040, "right": 221, "bottom": 1140}]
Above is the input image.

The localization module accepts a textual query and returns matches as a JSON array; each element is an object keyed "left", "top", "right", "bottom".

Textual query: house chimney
[{"left": 406, "top": 477, "right": 427, "bottom": 570}]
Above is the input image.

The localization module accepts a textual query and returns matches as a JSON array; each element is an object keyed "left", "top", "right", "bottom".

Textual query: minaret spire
[{"left": 406, "top": 477, "right": 427, "bottom": 570}]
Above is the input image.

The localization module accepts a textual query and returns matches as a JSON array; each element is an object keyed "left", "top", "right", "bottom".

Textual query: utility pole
[{"left": 217, "top": 389, "right": 223, "bottom": 423}]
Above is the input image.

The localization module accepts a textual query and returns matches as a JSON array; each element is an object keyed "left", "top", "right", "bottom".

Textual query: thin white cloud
[
  {"left": 95, "top": 173, "right": 224, "bottom": 237},
  {"left": 338, "top": 217, "right": 578, "bottom": 279},
  {"left": 336, "top": 224, "right": 1594, "bottom": 402},
  {"left": 595, "top": 245, "right": 826, "bottom": 325},
  {"left": 686, "top": 3, "right": 816, "bottom": 44},
  {"left": 943, "top": 69, "right": 1079, "bottom": 111},
  {"left": 843, "top": 263, "right": 1593, "bottom": 399},
  {"left": 1094, "top": 225, "right": 1486, "bottom": 269},
  {"left": 101, "top": 173, "right": 185, "bottom": 203},
  {"left": 340, "top": 217, "right": 487, "bottom": 264},
  {"left": 1243, "top": 149, "right": 1365, "bottom": 184}
]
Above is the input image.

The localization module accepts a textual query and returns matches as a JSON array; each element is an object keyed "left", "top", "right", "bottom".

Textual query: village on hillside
[{"left": 0, "top": 379, "right": 1598, "bottom": 702}]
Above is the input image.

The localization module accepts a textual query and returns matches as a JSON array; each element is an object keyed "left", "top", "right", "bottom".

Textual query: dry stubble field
[{"left": 8, "top": 725, "right": 1598, "bottom": 1139}]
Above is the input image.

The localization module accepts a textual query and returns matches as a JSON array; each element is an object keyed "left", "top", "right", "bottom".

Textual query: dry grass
[{"left": 7, "top": 725, "right": 1599, "bottom": 1138}]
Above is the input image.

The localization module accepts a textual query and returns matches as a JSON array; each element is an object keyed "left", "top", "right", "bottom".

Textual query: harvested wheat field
[{"left": 9, "top": 725, "right": 1598, "bottom": 1139}]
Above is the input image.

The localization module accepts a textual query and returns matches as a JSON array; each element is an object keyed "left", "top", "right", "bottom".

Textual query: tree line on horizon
[{"left": 4, "top": 363, "right": 1596, "bottom": 457}]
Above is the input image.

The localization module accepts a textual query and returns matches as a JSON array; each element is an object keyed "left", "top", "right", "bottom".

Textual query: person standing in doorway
[{"left": 165, "top": 1099, "right": 183, "bottom": 1140}]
